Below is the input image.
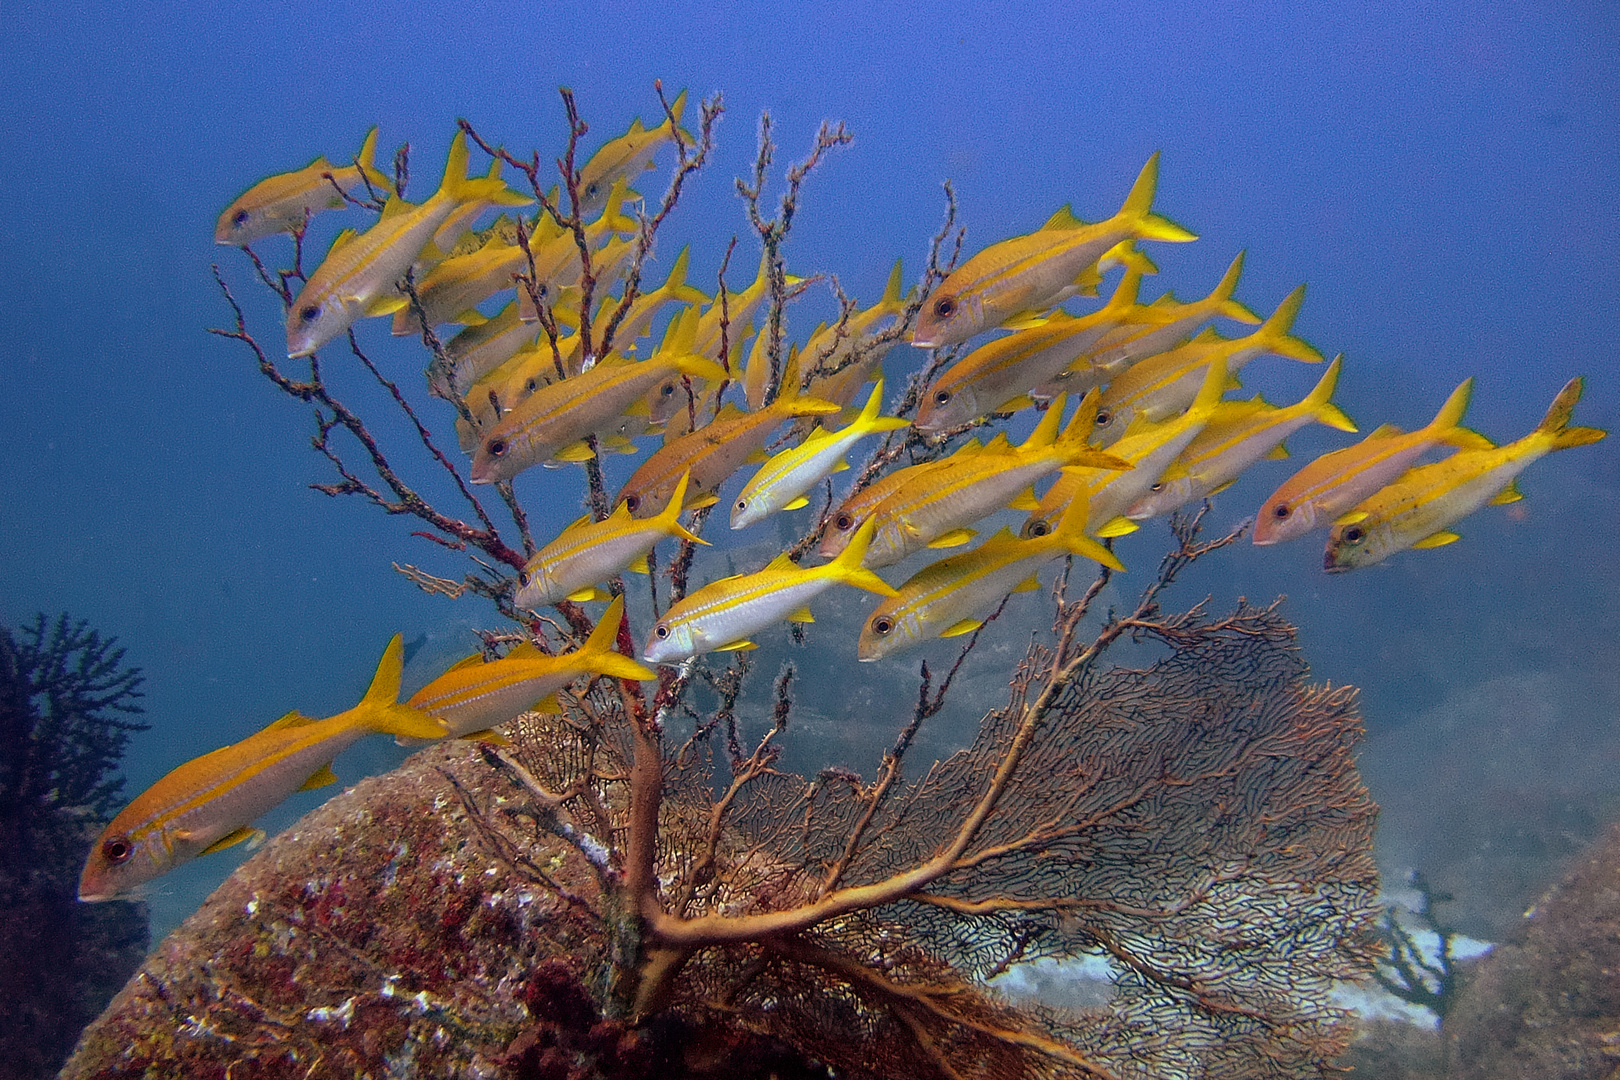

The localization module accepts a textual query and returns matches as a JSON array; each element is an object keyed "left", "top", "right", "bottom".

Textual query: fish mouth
[
  {"left": 1321, "top": 549, "right": 1347, "bottom": 573},
  {"left": 910, "top": 333, "right": 942, "bottom": 349}
]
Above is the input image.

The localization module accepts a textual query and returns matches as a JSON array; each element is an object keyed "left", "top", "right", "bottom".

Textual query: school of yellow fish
[{"left": 78, "top": 104, "right": 1607, "bottom": 900}]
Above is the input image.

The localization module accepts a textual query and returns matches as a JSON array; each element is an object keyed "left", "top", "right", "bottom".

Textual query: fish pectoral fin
[
  {"left": 1266, "top": 443, "right": 1291, "bottom": 460},
  {"left": 744, "top": 449, "right": 771, "bottom": 464},
  {"left": 265, "top": 708, "right": 319, "bottom": 731},
  {"left": 685, "top": 492, "right": 720, "bottom": 510},
  {"left": 1335, "top": 509, "right": 1370, "bottom": 526},
  {"left": 531, "top": 693, "right": 561, "bottom": 713},
  {"left": 1412, "top": 531, "right": 1460, "bottom": 549},
  {"left": 627, "top": 555, "right": 651, "bottom": 574},
  {"left": 566, "top": 586, "right": 611, "bottom": 602},
  {"left": 714, "top": 639, "right": 758, "bottom": 652},
  {"left": 998, "top": 310, "right": 1050, "bottom": 331},
  {"left": 1489, "top": 481, "right": 1524, "bottom": 505},
  {"left": 1207, "top": 479, "right": 1237, "bottom": 496},
  {"left": 783, "top": 496, "right": 810, "bottom": 511},
  {"left": 1095, "top": 516, "right": 1140, "bottom": 538},
  {"left": 553, "top": 441, "right": 597, "bottom": 463},
  {"left": 1011, "top": 575, "right": 1042, "bottom": 594},
  {"left": 199, "top": 826, "right": 267, "bottom": 857},
  {"left": 453, "top": 308, "right": 490, "bottom": 326},
  {"left": 299, "top": 763, "right": 340, "bottom": 791},
  {"left": 786, "top": 606, "right": 815, "bottom": 624},
  {"left": 457, "top": 728, "right": 513, "bottom": 746},
  {"left": 927, "top": 528, "right": 977, "bottom": 549},
  {"left": 940, "top": 618, "right": 983, "bottom": 638},
  {"left": 363, "top": 294, "right": 411, "bottom": 317}
]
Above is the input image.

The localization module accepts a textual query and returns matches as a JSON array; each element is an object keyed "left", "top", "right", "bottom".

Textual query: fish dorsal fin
[
  {"left": 764, "top": 551, "right": 798, "bottom": 572},
  {"left": 265, "top": 709, "right": 319, "bottom": 731},
  {"left": 565, "top": 512, "right": 594, "bottom": 531},
  {"left": 1367, "top": 423, "right": 1403, "bottom": 439},
  {"left": 507, "top": 640, "right": 545, "bottom": 659},
  {"left": 445, "top": 652, "right": 487, "bottom": 673},
  {"left": 1040, "top": 205, "right": 1085, "bottom": 231}
]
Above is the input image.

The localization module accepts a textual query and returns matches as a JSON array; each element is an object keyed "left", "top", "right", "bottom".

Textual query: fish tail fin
[
  {"left": 1056, "top": 389, "right": 1097, "bottom": 450},
  {"left": 577, "top": 595, "right": 658, "bottom": 682},
  {"left": 1050, "top": 490, "right": 1126, "bottom": 572},
  {"left": 1254, "top": 284, "right": 1323, "bottom": 362},
  {"left": 599, "top": 177, "right": 640, "bottom": 232},
  {"left": 437, "top": 130, "right": 528, "bottom": 207},
  {"left": 355, "top": 126, "right": 394, "bottom": 195},
  {"left": 1425, "top": 376, "right": 1475, "bottom": 437},
  {"left": 880, "top": 258, "right": 904, "bottom": 310},
  {"left": 851, "top": 377, "right": 911, "bottom": 435},
  {"left": 1536, "top": 376, "right": 1608, "bottom": 451},
  {"left": 358, "top": 635, "right": 450, "bottom": 741},
  {"left": 664, "top": 247, "right": 710, "bottom": 306},
  {"left": 1104, "top": 240, "right": 1159, "bottom": 277},
  {"left": 658, "top": 302, "right": 701, "bottom": 356},
  {"left": 1100, "top": 268, "right": 1145, "bottom": 315},
  {"left": 829, "top": 518, "right": 900, "bottom": 596},
  {"left": 1020, "top": 392, "right": 1068, "bottom": 451},
  {"left": 1304, "top": 355, "right": 1357, "bottom": 432},
  {"left": 672, "top": 353, "right": 730, "bottom": 384},
  {"left": 1118, "top": 152, "right": 1198, "bottom": 243},
  {"left": 1211, "top": 251, "right": 1260, "bottom": 323},
  {"left": 775, "top": 345, "right": 841, "bottom": 417},
  {"left": 658, "top": 471, "right": 712, "bottom": 545}
]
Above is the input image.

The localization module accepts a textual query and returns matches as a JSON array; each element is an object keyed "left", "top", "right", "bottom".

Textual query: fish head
[
  {"left": 469, "top": 424, "right": 533, "bottom": 485},
  {"left": 911, "top": 287, "right": 982, "bottom": 349},
  {"left": 647, "top": 375, "right": 689, "bottom": 425},
  {"left": 1322, "top": 517, "right": 1383, "bottom": 572},
  {"left": 730, "top": 489, "right": 767, "bottom": 531},
  {"left": 1128, "top": 475, "right": 1191, "bottom": 521},
  {"left": 915, "top": 380, "right": 980, "bottom": 434},
  {"left": 215, "top": 201, "right": 264, "bottom": 246},
  {"left": 1252, "top": 494, "right": 1316, "bottom": 546},
  {"left": 818, "top": 506, "right": 865, "bottom": 559},
  {"left": 78, "top": 820, "right": 173, "bottom": 902},
  {"left": 644, "top": 616, "right": 696, "bottom": 665},
  {"left": 857, "top": 604, "right": 920, "bottom": 662},
  {"left": 1091, "top": 402, "right": 1134, "bottom": 448},
  {"left": 285, "top": 290, "right": 359, "bottom": 359},
  {"left": 512, "top": 563, "right": 553, "bottom": 610}
]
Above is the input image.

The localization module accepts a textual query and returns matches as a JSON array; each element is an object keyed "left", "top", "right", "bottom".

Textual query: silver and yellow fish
[{"left": 215, "top": 127, "right": 394, "bottom": 246}]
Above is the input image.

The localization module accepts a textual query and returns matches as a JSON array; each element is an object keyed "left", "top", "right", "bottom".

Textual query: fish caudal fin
[
  {"left": 1210, "top": 251, "right": 1260, "bottom": 323},
  {"left": 1117, "top": 152, "right": 1198, "bottom": 244},
  {"left": 829, "top": 518, "right": 900, "bottom": 596},
  {"left": 1254, "top": 285, "right": 1323, "bottom": 362},
  {"left": 1049, "top": 491, "right": 1126, "bottom": 572},
  {"left": 656, "top": 471, "right": 711, "bottom": 545},
  {"left": 1303, "top": 356, "right": 1358, "bottom": 432},
  {"left": 1536, "top": 376, "right": 1607, "bottom": 451},
  {"left": 358, "top": 635, "right": 451, "bottom": 741},
  {"left": 578, "top": 595, "right": 657, "bottom": 682}
]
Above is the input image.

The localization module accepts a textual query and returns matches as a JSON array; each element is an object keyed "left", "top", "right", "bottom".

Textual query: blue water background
[{"left": 2, "top": 1, "right": 1617, "bottom": 945}]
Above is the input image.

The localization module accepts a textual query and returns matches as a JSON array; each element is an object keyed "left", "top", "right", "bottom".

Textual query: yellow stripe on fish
[
  {"left": 216, "top": 127, "right": 395, "bottom": 246},
  {"left": 77, "top": 635, "right": 447, "bottom": 902},
  {"left": 576, "top": 89, "right": 692, "bottom": 219},
  {"left": 1323, "top": 377, "right": 1604, "bottom": 571}
]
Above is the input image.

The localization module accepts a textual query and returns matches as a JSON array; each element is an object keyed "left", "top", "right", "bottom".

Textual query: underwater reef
[{"left": 0, "top": 614, "right": 148, "bottom": 1080}]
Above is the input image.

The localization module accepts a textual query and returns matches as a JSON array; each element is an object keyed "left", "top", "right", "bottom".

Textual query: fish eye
[
  {"left": 1272, "top": 504, "right": 1291, "bottom": 520},
  {"left": 299, "top": 305, "right": 321, "bottom": 324},
  {"left": 1028, "top": 520, "right": 1050, "bottom": 537},
  {"left": 660, "top": 383, "right": 675, "bottom": 398},
  {"left": 101, "top": 837, "right": 133, "bottom": 864},
  {"left": 1150, "top": 482, "right": 1163, "bottom": 492},
  {"left": 835, "top": 513, "right": 854, "bottom": 532},
  {"left": 871, "top": 617, "right": 894, "bottom": 637},
  {"left": 933, "top": 296, "right": 956, "bottom": 318},
  {"left": 517, "top": 570, "right": 530, "bottom": 587},
  {"left": 654, "top": 624, "right": 670, "bottom": 640},
  {"left": 487, "top": 437, "right": 509, "bottom": 457},
  {"left": 736, "top": 499, "right": 747, "bottom": 511},
  {"left": 1095, "top": 409, "right": 1113, "bottom": 428},
  {"left": 232, "top": 209, "right": 249, "bottom": 227},
  {"left": 624, "top": 495, "right": 640, "bottom": 512},
  {"left": 585, "top": 183, "right": 600, "bottom": 200},
  {"left": 1343, "top": 526, "right": 1365, "bottom": 544},
  {"left": 524, "top": 378, "right": 538, "bottom": 393},
  {"left": 933, "top": 389, "right": 952, "bottom": 407}
]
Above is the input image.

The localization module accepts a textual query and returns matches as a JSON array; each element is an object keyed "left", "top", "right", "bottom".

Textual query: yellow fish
[
  {"left": 516, "top": 472, "right": 708, "bottom": 608},
  {"left": 576, "top": 89, "right": 692, "bottom": 219},
  {"left": 1323, "top": 377, "right": 1604, "bottom": 571},
  {"left": 730, "top": 379, "right": 910, "bottom": 530},
  {"left": 792, "top": 259, "right": 912, "bottom": 412},
  {"left": 77, "top": 635, "right": 447, "bottom": 901},
  {"left": 858, "top": 492, "right": 1123, "bottom": 662},
  {"left": 407, "top": 595, "right": 654, "bottom": 740},
  {"left": 433, "top": 301, "right": 540, "bottom": 400},
  {"left": 215, "top": 127, "right": 394, "bottom": 246},
  {"left": 1252, "top": 377, "right": 1487, "bottom": 545},
  {"left": 911, "top": 153, "right": 1196, "bottom": 348},
  {"left": 286, "top": 132, "right": 518, "bottom": 358},
  {"left": 643, "top": 518, "right": 897, "bottom": 663}
]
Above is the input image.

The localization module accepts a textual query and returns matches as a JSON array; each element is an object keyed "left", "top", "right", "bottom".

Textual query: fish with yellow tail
[
  {"left": 910, "top": 153, "right": 1196, "bottom": 348},
  {"left": 286, "top": 131, "right": 526, "bottom": 358},
  {"left": 1323, "top": 376, "right": 1605, "bottom": 572},
  {"left": 1089, "top": 284, "right": 1321, "bottom": 445},
  {"left": 1126, "top": 355, "right": 1358, "bottom": 521},
  {"left": 858, "top": 491, "right": 1123, "bottom": 662},
  {"left": 1023, "top": 356, "right": 1229, "bottom": 539},
  {"left": 517, "top": 472, "right": 709, "bottom": 608},
  {"left": 644, "top": 517, "right": 898, "bottom": 663},
  {"left": 822, "top": 391, "right": 1130, "bottom": 568},
  {"left": 77, "top": 636, "right": 448, "bottom": 902},
  {"left": 215, "top": 127, "right": 395, "bottom": 247},
  {"left": 470, "top": 348, "right": 730, "bottom": 484},
  {"left": 406, "top": 595, "right": 654, "bottom": 741},
  {"left": 576, "top": 89, "right": 693, "bottom": 219},
  {"left": 613, "top": 347, "right": 841, "bottom": 519},
  {"left": 914, "top": 266, "right": 1169, "bottom": 432},
  {"left": 730, "top": 379, "right": 910, "bottom": 530},
  {"left": 1253, "top": 377, "right": 1489, "bottom": 545},
  {"left": 794, "top": 258, "right": 912, "bottom": 412}
]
